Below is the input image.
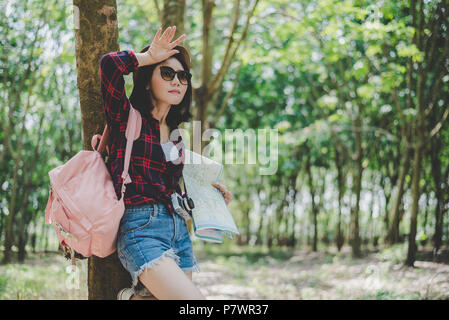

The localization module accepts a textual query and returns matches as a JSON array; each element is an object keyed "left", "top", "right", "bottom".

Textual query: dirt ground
[
  {"left": 1, "top": 244, "right": 448, "bottom": 300},
  {"left": 191, "top": 245, "right": 449, "bottom": 300}
]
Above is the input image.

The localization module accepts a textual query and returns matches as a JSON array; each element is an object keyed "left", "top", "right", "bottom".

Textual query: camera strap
[{"left": 176, "top": 173, "right": 189, "bottom": 197}]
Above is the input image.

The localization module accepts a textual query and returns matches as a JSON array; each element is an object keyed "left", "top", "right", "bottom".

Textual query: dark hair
[{"left": 129, "top": 45, "right": 193, "bottom": 131}]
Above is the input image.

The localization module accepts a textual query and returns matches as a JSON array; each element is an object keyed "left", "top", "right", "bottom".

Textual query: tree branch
[
  {"left": 207, "top": 0, "right": 259, "bottom": 98},
  {"left": 153, "top": 0, "right": 162, "bottom": 22},
  {"left": 210, "top": 60, "right": 243, "bottom": 129},
  {"left": 392, "top": 87, "right": 411, "bottom": 148},
  {"left": 429, "top": 105, "right": 449, "bottom": 139}
]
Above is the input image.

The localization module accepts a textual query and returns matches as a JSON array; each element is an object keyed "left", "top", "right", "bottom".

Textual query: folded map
[{"left": 182, "top": 149, "right": 239, "bottom": 243}]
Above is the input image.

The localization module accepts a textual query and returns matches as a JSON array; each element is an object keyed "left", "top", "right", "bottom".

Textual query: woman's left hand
[
  {"left": 147, "top": 26, "right": 186, "bottom": 65},
  {"left": 212, "top": 183, "right": 233, "bottom": 205}
]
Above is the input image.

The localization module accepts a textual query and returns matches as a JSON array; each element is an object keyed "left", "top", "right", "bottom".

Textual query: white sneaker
[{"left": 117, "top": 287, "right": 134, "bottom": 300}]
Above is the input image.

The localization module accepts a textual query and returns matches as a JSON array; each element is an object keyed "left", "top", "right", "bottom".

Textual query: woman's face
[{"left": 147, "top": 57, "right": 188, "bottom": 106}]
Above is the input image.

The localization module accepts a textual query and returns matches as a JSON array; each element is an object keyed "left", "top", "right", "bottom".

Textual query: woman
[{"left": 99, "top": 26, "right": 233, "bottom": 300}]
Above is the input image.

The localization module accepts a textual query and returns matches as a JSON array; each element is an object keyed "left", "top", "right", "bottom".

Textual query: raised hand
[{"left": 145, "top": 26, "right": 186, "bottom": 65}]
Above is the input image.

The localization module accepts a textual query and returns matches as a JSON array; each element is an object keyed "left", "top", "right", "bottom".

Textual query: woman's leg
[
  {"left": 130, "top": 271, "right": 194, "bottom": 300},
  {"left": 138, "top": 255, "right": 205, "bottom": 300}
]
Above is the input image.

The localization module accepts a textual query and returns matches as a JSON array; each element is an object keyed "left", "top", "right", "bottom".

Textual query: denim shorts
[{"left": 117, "top": 203, "right": 200, "bottom": 294}]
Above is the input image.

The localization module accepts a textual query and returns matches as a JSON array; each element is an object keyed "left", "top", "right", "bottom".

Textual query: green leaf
[
  {"left": 396, "top": 42, "right": 424, "bottom": 62},
  {"left": 357, "top": 84, "right": 375, "bottom": 99}
]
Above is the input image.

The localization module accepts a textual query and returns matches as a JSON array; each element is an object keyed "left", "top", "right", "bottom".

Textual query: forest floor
[{"left": 0, "top": 242, "right": 448, "bottom": 300}]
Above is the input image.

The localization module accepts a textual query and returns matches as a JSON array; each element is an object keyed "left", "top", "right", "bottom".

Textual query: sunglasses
[{"left": 160, "top": 66, "right": 191, "bottom": 85}]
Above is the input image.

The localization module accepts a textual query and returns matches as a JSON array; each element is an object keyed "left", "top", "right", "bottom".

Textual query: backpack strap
[
  {"left": 95, "top": 124, "right": 111, "bottom": 155},
  {"left": 90, "top": 104, "right": 142, "bottom": 199},
  {"left": 120, "top": 104, "right": 142, "bottom": 197}
]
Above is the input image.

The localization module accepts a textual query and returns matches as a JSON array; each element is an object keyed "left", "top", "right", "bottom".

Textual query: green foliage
[{"left": 0, "top": 253, "right": 87, "bottom": 299}]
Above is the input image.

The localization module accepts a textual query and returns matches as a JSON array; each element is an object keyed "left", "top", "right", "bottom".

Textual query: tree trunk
[
  {"left": 335, "top": 146, "right": 345, "bottom": 251},
  {"left": 430, "top": 139, "right": 444, "bottom": 252},
  {"left": 405, "top": 138, "right": 423, "bottom": 266},
  {"left": 275, "top": 181, "right": 290, "bottom": 246},
  {"left": 368, "top": 181, "right": 376, "bottom": 247},
  {"left": 255, "top": 211, "right": 264, "bottom": 246},
  {"left": 266, "top": 215, "right": 273, "bottom": 249},
  {"left": 350, "top": 106, "right": 363, "bottom": 258},
  {"left": 305, "top": 148, "right": 318, "bottom": 252},
  {"left": 405, "top": 0, "right": 426, "bottom": 267},
  {"left": 285, "top": 166, "right": 300, "bottom": 248},
  {"left": 2, "top": 161, "right": 20, "bottom": 264},
  {"left": 380, "top": 168, "right": 393, "bottom": 235},
  {"left": 243, "top": 207, "right": 251, "bottom": 245},
  {"left": 386, "top": 147, "right": 411, "bottom": 244},
  {"left": 73, "top": 0, "right": 132, "bottom": 299},
  {"left": 0, "top": 212, "right": 3, "bottom": 250},
  {"left": 290, "top": 202, "right": 297, "bottom": 247},
  {"left": 43, "top": 220, "right": 49, "bottom": 252},
  {"left": 18, "top": 208, "right": 28, "bottom": 263},
  {"left": 285, "top": 173, "right": 298, "bottom": 247}
]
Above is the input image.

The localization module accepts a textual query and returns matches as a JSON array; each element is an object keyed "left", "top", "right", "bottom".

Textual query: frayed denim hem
[
  {"left": 133, "top": 263, "right": 201, "bottom": 298},
  {"left": 130, "top": 247, "right": 180, "bottom": 288}
]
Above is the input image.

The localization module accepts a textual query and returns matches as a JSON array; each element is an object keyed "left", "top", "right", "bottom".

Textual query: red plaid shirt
[{"left": 99, "top": 50, "right": 184, "bottom": 214}]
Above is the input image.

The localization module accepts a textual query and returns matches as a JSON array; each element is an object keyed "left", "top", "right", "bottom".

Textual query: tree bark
[
  {"left": 405, "top": 137, "right": 423, "bottom": 266},
  {"left": 386, "top": 147, "right": 411, "bottom": 244},
  {"left": 430, "top": 138, "right": 444, "bottom": 252},
  {"left": 350, "top": 105, "right": 363, "bottom": 258},
  {"left": 334, "top": 146, "right": 345, "bottom": 251},
  {"left": 284, "top": 172, "right": 298, "bottom": 247},
  {"left": 305, "top": 146, "right": 319, "bottom": 252},
  {"left": 255, "top": 212, "right": 264, "bottom": 246},
  {"left": 243, "top": 206, "right": 251, "bottom": 245},
  {"left": 405, "top": 0, "right": 426, "bottom": 267},
  {"left": 2, "top": 151, "right": 20, "bottom": 264},
  {"left": 73, "top": 0, "right": 131, "bottom": 299}
]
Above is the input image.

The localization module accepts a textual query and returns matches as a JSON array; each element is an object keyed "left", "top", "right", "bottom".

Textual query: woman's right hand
[{"left": 137, "top": 26, "right": 186, "bottom": 66}]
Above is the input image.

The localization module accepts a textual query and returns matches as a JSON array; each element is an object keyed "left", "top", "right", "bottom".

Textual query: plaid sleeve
[{"left": 99, "top": 50, "right": 139, "bottom": 125}]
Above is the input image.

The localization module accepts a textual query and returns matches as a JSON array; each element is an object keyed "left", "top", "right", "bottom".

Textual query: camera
[{"left": 171, "top": 191, "right": 195, "bottom": 221}]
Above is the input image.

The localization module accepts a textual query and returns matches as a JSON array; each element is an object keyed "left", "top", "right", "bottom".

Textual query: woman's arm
[
  {"left": 99, "top": 50, "right": 139, "bottom": 125},
  {"left": 99, "top": 26, "right": 186, "bottom": 126},
  {"left": 134, "top": 52, "right": 155, "bottom": 67}
]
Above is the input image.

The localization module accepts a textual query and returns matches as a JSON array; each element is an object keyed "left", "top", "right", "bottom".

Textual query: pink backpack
[{"left": 45, "top": 104, "right": 142, "bottom": 259}]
